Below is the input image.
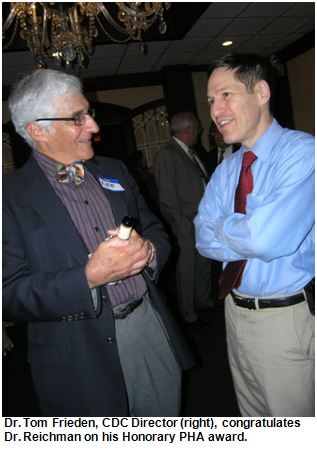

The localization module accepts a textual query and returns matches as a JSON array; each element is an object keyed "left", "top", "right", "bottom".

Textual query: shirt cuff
[{"left": 90, "top": 288, "right": 98, "bottom": 310}]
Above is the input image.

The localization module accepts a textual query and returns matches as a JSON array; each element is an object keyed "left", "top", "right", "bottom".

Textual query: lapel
[
  {"left": 21, "top": 157, "right": 89, "bottom": 263},
  {"left": 85, "top": 158, "right": 127, "bottom": 227},
  {"left": 170, "top": 139, "right": 209, "bottom": 181},
  {"left": 170, "top": 139, "right": 190, "bottom": 160},
  {"left": 190, "top": 148, "right": 209, "bottom": 175},
  {"left": 171, "top": 139, "right": 206, "bottom": 172}
]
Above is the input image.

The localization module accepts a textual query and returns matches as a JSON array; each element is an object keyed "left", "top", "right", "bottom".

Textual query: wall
[
  {"left": 85, "top": 85, "right": 164, "bottom": 110},
  {"left": 89, "top": 72, "right": 212, "bottom": 152},
  {"left": 192, "top": 72, "right": 210, "bottom": 151},
  {"left": 287, "top": 47, "right": 315, "bottom": 135},
  {"left": 2, "top": 85, "right": 165, "bottom": 124},
  {"left": 86, "top": 71, "right": 212, "bottom": 152},
  {"left": 3, "top": 48, "right": 315, "bottom": 139}
]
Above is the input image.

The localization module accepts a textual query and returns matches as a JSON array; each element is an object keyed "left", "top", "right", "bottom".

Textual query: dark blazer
[
  {"left": 208, "top": 144, "right": 240, "bottom": 176},
  {"left": 2, "top": 154, "right": 195, "bottom": 416},
  {"left": 154, "top": 138, "right": 208, "bottom": 233}
]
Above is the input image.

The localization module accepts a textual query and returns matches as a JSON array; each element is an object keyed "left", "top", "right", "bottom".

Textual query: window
[{"left": 132, "top": 105, "right": 170, "bottom": 167}]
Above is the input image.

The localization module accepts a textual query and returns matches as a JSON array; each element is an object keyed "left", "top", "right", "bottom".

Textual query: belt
[
  {"left": 112, "top": 297, "right": 144, "bottom": 320},
  {"left": 231, "top": 292, "right": 305, "bottom": 310}
]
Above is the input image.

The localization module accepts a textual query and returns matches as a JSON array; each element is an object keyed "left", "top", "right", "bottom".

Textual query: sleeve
[
  {"left": 195, "top": 136, "right": 315, "bottom": 263},
  {"left": 194, "top": 168, "right": 240, "bottom": 262},
  {"left": 2, "top": 203, "right": 98, "bottom": 324},
  {"left": 112, "top": 160, "right": 171, "bottom": 282}
]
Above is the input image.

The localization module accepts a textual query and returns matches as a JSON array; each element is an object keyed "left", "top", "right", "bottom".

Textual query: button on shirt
[
  {"left": 194, "top": 119, "right": 315, "bottom": 297},
  {"left": 34, "top": 151, "right": 147, "bottom": 307}
]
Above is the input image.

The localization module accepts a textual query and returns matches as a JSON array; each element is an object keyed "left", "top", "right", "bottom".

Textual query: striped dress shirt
[{"left": 33, "top": 151, "right": 147, "bottom": 307}]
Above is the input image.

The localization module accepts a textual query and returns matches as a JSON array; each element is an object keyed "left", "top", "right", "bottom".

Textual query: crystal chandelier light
[{"left": 2, "top": 2, "right": 171, "bottom": 68}]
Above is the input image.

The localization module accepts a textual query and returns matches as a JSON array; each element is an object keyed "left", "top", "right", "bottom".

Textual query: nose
[
  {"left": 85, "top": 114, "right": 100, "bottom": 133},
  {"left": 211, "top": 98, "right": 226, "bottom": 121}
]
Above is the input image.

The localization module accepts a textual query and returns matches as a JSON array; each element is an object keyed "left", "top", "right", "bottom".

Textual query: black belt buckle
[
  {"left": 113, "top": 297, "right": 143, "bottom": 320},
  {"left": 233, "top": 294, "right": 256, "bottom": 310},
  {"left": 244, "top": 297, "right": 256, "bottom": 310}
]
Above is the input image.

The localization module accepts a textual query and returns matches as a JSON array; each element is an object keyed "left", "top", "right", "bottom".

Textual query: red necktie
[{"left": 218, "top": 151, "right": 257, "bottom": 298}]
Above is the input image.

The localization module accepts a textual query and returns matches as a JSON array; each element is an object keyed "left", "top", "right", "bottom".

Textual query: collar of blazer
[{"left": 8, "top": 156, "right": 88, "bottom": 263}]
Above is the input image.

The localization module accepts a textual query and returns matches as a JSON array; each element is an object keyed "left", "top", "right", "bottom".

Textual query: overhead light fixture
[
  {"left": 222, "top": 40, "right": 233, "bottom": 47},
  {"left": 2, "top": 2, "right": 171, "bottom": 68}
]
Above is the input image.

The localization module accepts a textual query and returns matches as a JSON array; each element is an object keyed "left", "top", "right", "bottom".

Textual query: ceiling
[{"left": 2, "top": 2, "right": 315, "bottom": 89}]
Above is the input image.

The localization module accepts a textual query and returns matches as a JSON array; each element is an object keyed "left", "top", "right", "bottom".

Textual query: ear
[
  {"left": 184, "top": 125, "right": 191, "bottom": 136},
  {"left": 255, "top": 80, "right": 271, "bottom": 107},
  {"left": 26, "top": 122, "right": 48, "bottom": 143}
]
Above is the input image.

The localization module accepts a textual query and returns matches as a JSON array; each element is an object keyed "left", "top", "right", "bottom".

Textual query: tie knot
[{"left": 242, "top": 151, "right": 257, "bottom": 168}]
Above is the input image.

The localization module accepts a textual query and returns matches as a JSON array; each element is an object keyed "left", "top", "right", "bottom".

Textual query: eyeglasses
[{"left": 35, "top": 108, "right": 95, "bottom": 126}]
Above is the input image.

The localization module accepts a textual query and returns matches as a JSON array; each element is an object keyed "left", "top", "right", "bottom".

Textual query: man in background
[
  {"left": 155, "top": 111, "right": 221, "bottom": 330},
  {"left": 209, "top": 121, "right": 240, "bottom": 174}
]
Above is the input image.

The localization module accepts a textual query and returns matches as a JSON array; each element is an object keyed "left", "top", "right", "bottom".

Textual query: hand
[{"left": 85, "top": 229, "right": 152, "bottom": 288}]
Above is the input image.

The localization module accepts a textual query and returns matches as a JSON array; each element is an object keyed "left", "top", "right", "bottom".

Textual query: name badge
[{"left": 98, "top": 174, "right": 125, "bottom": 191}]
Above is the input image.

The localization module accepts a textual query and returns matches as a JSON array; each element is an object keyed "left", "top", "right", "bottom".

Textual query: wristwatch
[{"left": 146, "top": 239, "right": 156, "bottom": 264}]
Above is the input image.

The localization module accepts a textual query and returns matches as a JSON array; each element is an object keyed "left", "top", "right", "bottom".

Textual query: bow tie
[{"left": 55, "top": 162, "right": 84, "bottom": 186}]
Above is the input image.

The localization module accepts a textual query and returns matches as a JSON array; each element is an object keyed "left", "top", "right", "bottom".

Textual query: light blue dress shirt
[{"left": 194, "top": 119, "right": 315, "bottom": 297}]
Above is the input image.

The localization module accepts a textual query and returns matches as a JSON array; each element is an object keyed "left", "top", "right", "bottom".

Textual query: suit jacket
[
  {"left": 2, "top": 154, "right": 195, "bottom": 416},
  {"left": 154, "top": 138, "right": 208, "bottom": 235},
  {"left": 208, "top": 143, "right": 240, "bottom": 175}
]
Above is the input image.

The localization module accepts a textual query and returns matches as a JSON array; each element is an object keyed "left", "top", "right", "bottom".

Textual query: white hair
[
  {"left": 8, "top": 69, "right": 82, "bottom": 147},
  {"left": 170, "top": 111, "right": 197, "bottom": 136}
]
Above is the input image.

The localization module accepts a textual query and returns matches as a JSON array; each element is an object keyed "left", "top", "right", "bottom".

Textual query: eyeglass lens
[{"left": 75, "top": 109, "right": 95, "bottom": 126}]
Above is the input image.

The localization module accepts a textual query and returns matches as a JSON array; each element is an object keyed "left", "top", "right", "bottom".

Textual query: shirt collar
[
  {"left": 218, "top": 144, "right": 232, "bottom": 154},
  {"left": 33, "top": 150, "right": 59, "bottom": 182},
  {"left": 240, "top": 118, "right": 282, "bottom": 162},
  {"left": 173, "top": 136, "right": 190, "bottom": 154}
]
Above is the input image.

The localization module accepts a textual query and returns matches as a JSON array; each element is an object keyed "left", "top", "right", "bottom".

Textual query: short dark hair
[{"left": 208, "top": 53, "right": 276, "bottom": 114}]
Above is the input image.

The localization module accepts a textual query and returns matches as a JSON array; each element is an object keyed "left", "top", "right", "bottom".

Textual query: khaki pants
[{"left": 225, "top": 292, "right": 315, "bottom": 417}]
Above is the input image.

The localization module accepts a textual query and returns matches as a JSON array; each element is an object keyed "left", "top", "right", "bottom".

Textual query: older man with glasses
[{"left": 2, "top": 69, "right": 195, "bottom": 417}]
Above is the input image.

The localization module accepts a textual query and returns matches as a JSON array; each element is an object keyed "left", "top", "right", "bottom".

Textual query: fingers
[
  {"left": 107, "top": 227, "right": 120, "bottom": 238},
  {"left": 127, "top": 229, "right": 140, "bottom": 244},
  {"left": 107, "top": 227, "right": 139, "bottom": 243},
  {"left": 85, "top": 236, "right": 151, "bottom": 289}
]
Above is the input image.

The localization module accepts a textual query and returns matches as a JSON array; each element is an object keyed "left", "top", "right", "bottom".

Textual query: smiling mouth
[{"left": 218, "top": 119, "right": 232, "bottom": 129}]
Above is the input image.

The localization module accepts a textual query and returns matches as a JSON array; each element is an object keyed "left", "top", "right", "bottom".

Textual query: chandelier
[{"left": 2, "top": 2, "right": 171, "bottom": 68}]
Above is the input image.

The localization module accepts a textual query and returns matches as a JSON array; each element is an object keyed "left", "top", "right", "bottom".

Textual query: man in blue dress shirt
[{"left": 194, "top": 53, "right": 315, "bottom": 417}]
